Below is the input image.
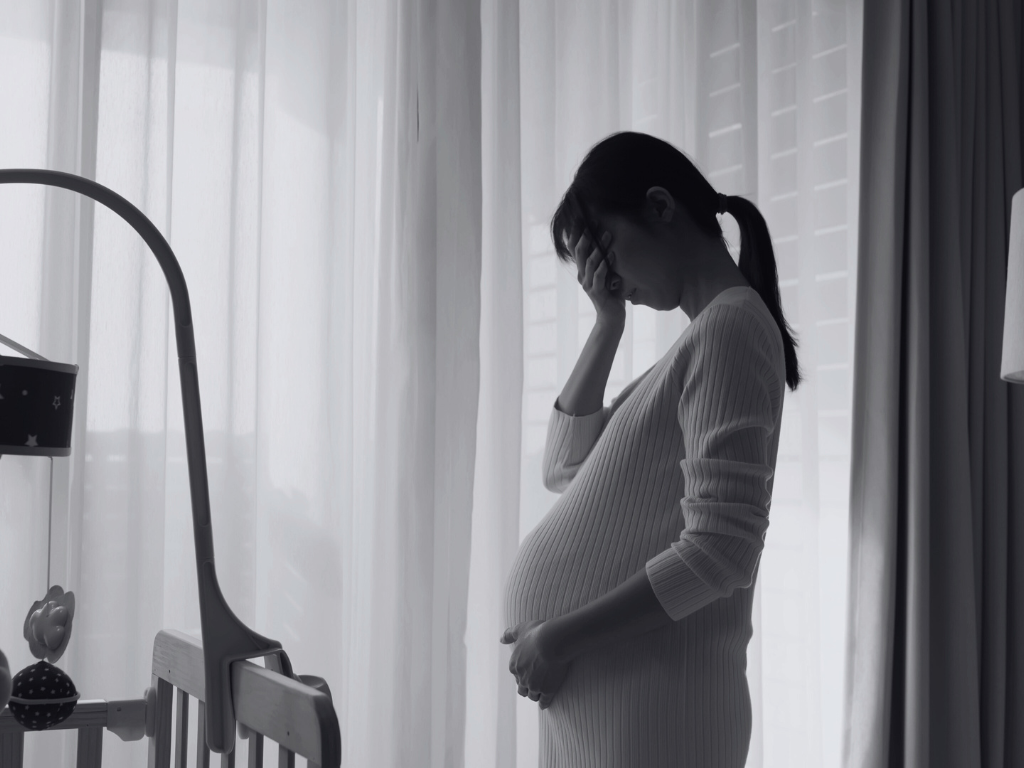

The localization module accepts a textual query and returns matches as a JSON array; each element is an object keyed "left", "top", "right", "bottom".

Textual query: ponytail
[{"left": 721, "top": 194, "right": 803, "bottom": 391}]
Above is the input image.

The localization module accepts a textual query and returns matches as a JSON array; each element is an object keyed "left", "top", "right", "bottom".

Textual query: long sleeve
[
  {"left": 644, "top": 303, "right": 783, "bottom": 621},
  {"left": 541, "top": 363, "right": 656, "bottom": 493}
]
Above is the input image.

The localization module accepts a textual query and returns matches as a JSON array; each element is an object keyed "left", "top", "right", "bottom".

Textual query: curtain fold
[
  {"left": 467, "top": 0, "right": 524, "bottom": 767},
  {"left": 359, "top": 0, "right": 482, "bottom": 763},
  {"left": 844, "top": 0, "right": 1024, "bottom": 766}
]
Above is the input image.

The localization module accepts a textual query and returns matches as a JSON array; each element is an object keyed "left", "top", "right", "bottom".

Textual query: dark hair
[{"left": 550, "top": 131, "right": 802, "bottom": 392}]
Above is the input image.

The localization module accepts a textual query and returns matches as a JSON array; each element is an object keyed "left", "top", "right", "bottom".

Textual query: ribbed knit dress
[{"left": 503, "top": 285, "right": 786, "bottom": 768}]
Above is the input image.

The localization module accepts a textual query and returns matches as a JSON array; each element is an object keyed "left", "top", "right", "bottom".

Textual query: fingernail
[{"left": 601, "top": 232, "right": 611, "bottom": 244}]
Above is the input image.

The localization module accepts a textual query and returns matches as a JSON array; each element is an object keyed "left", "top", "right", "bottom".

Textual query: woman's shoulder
[
  {"left": 684, "top": 292, "right": 772, "bottom": 346},
  {"left": 669, "top": 295, "right": 781, "bottom": 383}
]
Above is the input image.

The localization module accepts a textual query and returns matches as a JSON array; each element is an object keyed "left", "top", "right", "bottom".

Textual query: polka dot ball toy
[{"left": 7, "top": 660, "right": 79, "bottom": 730}]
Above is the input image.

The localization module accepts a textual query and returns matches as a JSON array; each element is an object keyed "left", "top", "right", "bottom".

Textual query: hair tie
[{"left": 717, "top": 192, "right": 728, "bottom": 215}]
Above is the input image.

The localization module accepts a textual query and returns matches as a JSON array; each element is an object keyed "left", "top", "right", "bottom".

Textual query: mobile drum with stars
[{"left": 0, "top": 354, "right": 78, "bottom": 456}]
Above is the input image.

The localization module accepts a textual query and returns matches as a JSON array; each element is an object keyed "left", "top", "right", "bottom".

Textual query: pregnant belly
[{"left": 501, "top": 492, "right": 681, "bottom": 632}]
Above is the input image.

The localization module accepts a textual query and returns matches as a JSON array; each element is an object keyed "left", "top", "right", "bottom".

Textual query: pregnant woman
[{"left": 501, "top": 131, "right": 803, "bottom": 767}]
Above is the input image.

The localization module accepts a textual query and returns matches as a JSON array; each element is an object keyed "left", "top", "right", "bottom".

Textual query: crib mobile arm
[{"left": 0, "top": 169, "right": 313, "bottom": 759}]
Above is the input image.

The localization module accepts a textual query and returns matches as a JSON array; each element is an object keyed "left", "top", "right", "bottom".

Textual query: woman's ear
[{"left": 645, "top": 186, "right": 675, "bottom": 221}]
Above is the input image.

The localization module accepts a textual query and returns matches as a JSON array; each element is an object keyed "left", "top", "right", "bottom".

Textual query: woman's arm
[{"left": 555, "top": 318, "right": 624, "bottom": 416}]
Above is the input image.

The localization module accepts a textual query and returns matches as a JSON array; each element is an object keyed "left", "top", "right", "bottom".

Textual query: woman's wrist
[{"left": 594, "top": 314, "right": 625, "bottom": 336}]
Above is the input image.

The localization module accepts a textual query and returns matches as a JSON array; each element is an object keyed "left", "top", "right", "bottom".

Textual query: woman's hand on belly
[{"left": 501, "top": 619, "right": 572, "bottom": 710}]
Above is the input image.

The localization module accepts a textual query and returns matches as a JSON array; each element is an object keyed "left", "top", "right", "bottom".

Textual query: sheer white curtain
[
  {"left": 0, "top": 2, "right": 862, "bottom": 768},
  {"left": 2, "top": 1, "right": 482, "bottom": 767}
]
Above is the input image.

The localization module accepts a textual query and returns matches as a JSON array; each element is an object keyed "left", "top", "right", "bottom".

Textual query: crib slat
[
  {"left": 174, "top": 688, "right": 189, "bottom": 768},
  {"left": 0, "top": 730, "right": 24, "bottom": 768},
  {"left": 196, "top": 701, "right": 210, "bottom": 768},
  {"left": 247, "top": 733, "right": 263, "bottom": 768},
  {"left": 277, "top": 744, "right": 295, "bottom": 768},
  {"left": 219, "top": 746, "right": 235, "bottom": 767},
  {"left": 76, "top": 726, "right": 103, "bottom": 768},
  {"left": 147, "top": 676, "right": 174, "bottom": 768}
]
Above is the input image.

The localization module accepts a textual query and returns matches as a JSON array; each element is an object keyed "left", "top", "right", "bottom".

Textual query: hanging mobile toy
[
  {"left": 4, "top": 585, "right": 80, "bottom": 730},
  {"left": 0, "top": 331, "right": 81, "bottom": 729}
]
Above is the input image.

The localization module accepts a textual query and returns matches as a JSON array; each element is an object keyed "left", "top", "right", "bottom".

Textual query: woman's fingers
[
  {"left": 582, "top": 250, "right": 602, "bottom": 290},
  {"left": 574, "top": 230, "right": 591, "bottom": 282},
  {"left": 581, "top": 243, "right": 606, "bottom": 291},
  {"left": 591, "top": 258, "right": 609, "bottom": 291},
  {"left": 517, "top": 684, "right": 553, "bottom": 709},
  {"left": 573, "top": 230, "right": 598, "bottom": 273},
  {"left": 518, "top": 684, "right": 541, "bottom": 701},
  {"left": 569, "top": 228, "right": 624, "bottom": 318},
  {"left": 575, "top": 230, "right": 616, "bottom": 288}
]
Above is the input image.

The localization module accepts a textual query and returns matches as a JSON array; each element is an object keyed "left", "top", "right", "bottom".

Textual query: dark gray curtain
[{"left": 844, "top": 0, "right": 1024, "bottom": 767}]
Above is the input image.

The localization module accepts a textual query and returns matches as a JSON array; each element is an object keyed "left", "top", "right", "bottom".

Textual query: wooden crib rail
[
  {"left": 0, "top": 628, "right": 341, "bottom": 768},
  {"left": 0, "top": 699, "right": 148, "bottom": 767},
  {"left": 151, "top": 629, "right": 341, "bottom": 767}
]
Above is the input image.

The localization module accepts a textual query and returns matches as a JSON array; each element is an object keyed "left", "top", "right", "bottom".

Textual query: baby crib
[
  {"left": 0, "top": 169, "right": 342, "bottom": 767},
  {"left": 0, "top": 628, "right": 341, "bottom": 767}
]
